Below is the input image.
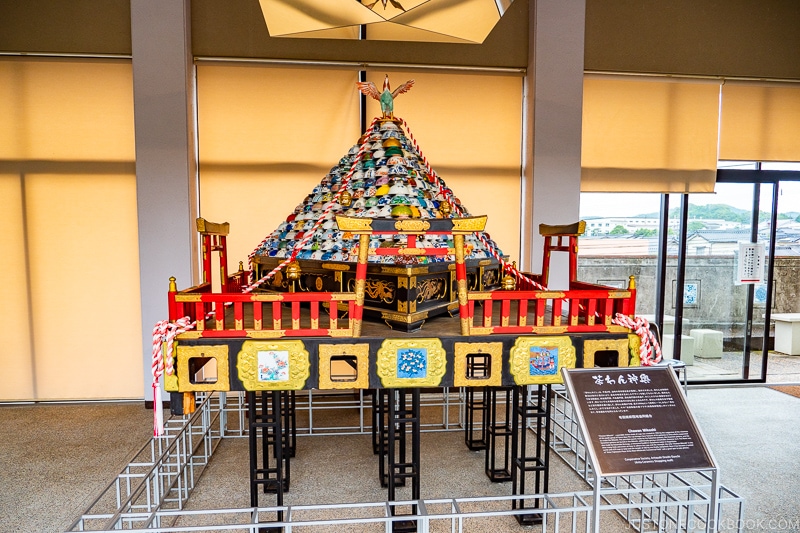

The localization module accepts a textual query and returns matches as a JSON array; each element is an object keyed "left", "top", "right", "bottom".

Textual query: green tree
[
  {"left": 609, "top": 225, "right": 629, "bottom": 235},
  {"left": 688, "top": 221, "right": 706, "bottom": 231},
  {"left": 633, "top": 228, "right": 657, "bottom": 237}
]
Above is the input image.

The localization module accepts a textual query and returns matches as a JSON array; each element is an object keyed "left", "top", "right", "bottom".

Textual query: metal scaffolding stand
[
  {"left": 550, "top": 386, "right": 736, "bottom": 533},
  {"left": 378, "top": 388, "right": 422, "bottom": 533},
  {"left": 375, "top": 388, "right": 404, "bottom": 488},
  {"left": 69, "top": 390, "right": 746, "bottom": 533},
  {"left": 462, "top": 355, "right": 490, "bottom": 451},
  {"left": 67, "top": 392, "right": 226, "bottom": 532},
  {"left": 511, "top": 384, "right": 552, "bottom": 525},
  {"left": 247, "top": 390, "right": 295, "bottom": 530},
  {"left": 484, "top": 386, "right": 513, "bottom": 482},
  {"left": 463, "top": 386, "right": 488, "bottom": 451}
]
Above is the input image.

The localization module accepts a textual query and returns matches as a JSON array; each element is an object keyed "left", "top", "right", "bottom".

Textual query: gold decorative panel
[
  {"left": 335, "top": 216, "right": 373, "bottom": 232},
  {"left": 164, "top": 373, "right": 178, "bottom": 392},
  {"left": 451, "top": 216, "right": 488, "bottom": 232},
  {"left": 237, "top": 340, "right": 310, "bottom": 391},
  {"left": 628, "top": 334, "right": 642, "bottom": 367},
  {"left": 509, "top": 336, "right": 575, "bottom": 385},
  {"left": 416, "top": 277, "right": 447, "bottom": 302},
  {"left": 583, "top": 338, "right": 631, "bottom": 369},
  {"left": 363, "top": 279, "right": 396, "bottom": 303},
  {"left": 176, "top": 345, "right": 230, "bottom": 392},
  {"left": 453, "top": 342, "right": 503, "bottom": 387},
  {"left": 394, "top": 219, "right": 430, "bottom": 232},
  {"left": 376, "top": 338, "right": 446, "bottom": 388},
  {"left": 318, "top": 343, "right": 371, "bottom": 390}
]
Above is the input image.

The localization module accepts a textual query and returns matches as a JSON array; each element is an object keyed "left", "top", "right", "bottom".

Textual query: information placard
[
  {"left": 562, "top": 367, "right": 715, "bottom": 476},
  {"left": 736, "top": 241, "right": 766, "bottom": 284}
]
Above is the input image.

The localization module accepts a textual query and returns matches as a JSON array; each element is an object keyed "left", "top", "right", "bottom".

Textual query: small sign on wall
[{"left": 736, "top": 242, "right": 766, "bottom": 284}]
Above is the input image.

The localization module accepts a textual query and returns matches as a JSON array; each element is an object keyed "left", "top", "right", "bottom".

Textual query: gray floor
[
  {"left": 1, "top": 386, "right": 799, "bottom": 533},
  {"left": 685, "top": 351, "right": 800, "bottom": 383}
]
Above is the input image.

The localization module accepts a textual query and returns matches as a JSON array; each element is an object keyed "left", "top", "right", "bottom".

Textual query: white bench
[{"left": 771, "top": 313, "right": 800, "bottom": 356}]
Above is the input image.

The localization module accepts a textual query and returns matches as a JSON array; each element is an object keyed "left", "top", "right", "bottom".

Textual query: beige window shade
[
  {"left": 196, "top": 66, "right": 523, "bottom": 262},
  {"left": 0, "top": 59, "right": 141, "bottom": 401},
  {"left": 581, "top": 76, "right": 721, "bottom": 193},
  {"left": 720, "top": 81, "right": 800, "bottom": 162},
  {"left": 364, "top": 70, "right": 523, "bottom": 258},
  {"left": 196, "top": 65, "right": 361, "bottom": 265}
]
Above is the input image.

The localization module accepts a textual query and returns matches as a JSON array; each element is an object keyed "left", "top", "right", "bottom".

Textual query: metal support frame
[
  {"left": 484, "top": 386, "right": 513, "bottom": 482},
  {"left": 67, "top": 393, "right": 225, "bottom": 531},
  {"left": 550, "top": 386, "right": 740, "bottom": 533},
  {"left": 372, "top": 388, "right": 385, "bottom": 455},
  {"left": 375, "top": 388, "right": 405, "bottom": 488},
  {"left": 247, "top": 390, "right": 293, "bottom": 529},
  {"left": 283, "top": 391, "right": 297, "bottom": 457},
  {"left": 382, "top": 388, "right": 421, "bottom": 533},
  {"left": 463, "top": 386, "right": 488, "bottom": 450},
  {"left": 71, "top": 390, "right": 745, "bottom": 532},
  {"left": 511, "top": 384, "right": 552, "bottom": 525}
]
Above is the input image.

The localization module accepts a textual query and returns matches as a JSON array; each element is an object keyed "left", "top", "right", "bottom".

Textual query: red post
[
  {"left": 518, "top": 299, "right": 528, "bottom": 327},
  {"left": 168, "top": 277, "right": 178, "bottom": 321}
]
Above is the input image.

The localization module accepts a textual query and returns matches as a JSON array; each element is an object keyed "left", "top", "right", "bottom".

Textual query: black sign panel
[{"left": 562, "top": 367, "right": 715, "bottom": 476}]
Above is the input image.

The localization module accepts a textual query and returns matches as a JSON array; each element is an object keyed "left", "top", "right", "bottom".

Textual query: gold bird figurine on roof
[{"left": 357, "top": 74, "right": 415, "bottom": 118}]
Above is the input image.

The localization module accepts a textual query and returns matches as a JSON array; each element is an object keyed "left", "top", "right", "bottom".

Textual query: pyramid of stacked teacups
[{"left": 250, "top": 118, "right": 501, "bottom": 264}]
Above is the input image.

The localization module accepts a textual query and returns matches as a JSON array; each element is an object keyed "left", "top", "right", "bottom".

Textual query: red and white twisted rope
[
  {"left": 150, "top": 316, "right": 197, "bottom": 436},
  {"left": 611, "top": 313, "right": 663, "bottom": 366},
  {"left": 241, "top": 117, "right": 382, "bottom": 293},
  {"left": 398, "top": 117, "right": 545, "bottom": 291}
]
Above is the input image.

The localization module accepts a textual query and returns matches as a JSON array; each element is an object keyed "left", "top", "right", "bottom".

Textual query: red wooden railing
[
  {"left": 463, "top": 276, "right": 636, "bottom": 336},
  {"left": 168, "top": 217, "right": 636, "bottom": 340},
  {"left": 169, "top": 281, "right": 357, "bottom": 338}
]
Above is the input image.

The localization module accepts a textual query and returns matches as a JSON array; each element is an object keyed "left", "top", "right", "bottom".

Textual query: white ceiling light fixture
[{"left": 258, "top": 0, "right": 515, "bottom": 44}]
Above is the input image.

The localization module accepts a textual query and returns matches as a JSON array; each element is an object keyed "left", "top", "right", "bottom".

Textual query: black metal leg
[
  {"left": 386, "top": 388, "right": 420, "bottom": 533},
  {"left": 464, "top": 386, "right": 488, "bottom": 451},
  {"left": 371, "top": 389, "right": 381, "bottom": 455},
  {"left": 248, "top": 391, "right": 292, "bottom": 531},
  {"left": 484, "top": 386, "right": 513, "bottom": 482},
  {"left": 248, "top": 392, "right": 259, "bottom": 507},
  {"left": 283, "top": 391, "right": 296, "bottom": 459},
  {"left": 511, "top": 384, "right": 552, "bottom": 525}
]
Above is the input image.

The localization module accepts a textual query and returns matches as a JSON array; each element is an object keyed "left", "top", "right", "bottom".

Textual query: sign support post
[{"left": 561, "top": 367, "right": 719, "bottom": 533}]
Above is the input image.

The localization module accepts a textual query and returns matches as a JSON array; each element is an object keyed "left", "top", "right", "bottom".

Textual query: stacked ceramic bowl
[{"left": 251, "top": 119, "right": 499, "bottom": 264}]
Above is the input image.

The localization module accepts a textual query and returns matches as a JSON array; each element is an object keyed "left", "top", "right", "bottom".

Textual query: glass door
[
  {"left": 579, "top": 165, "right": 800, "bottom": 383},
  {"left": 760, "top": 172, "right": 800, "bottom": 382},
  {"left": 666, "top": 182, "right": 774, "bottom": 382}
]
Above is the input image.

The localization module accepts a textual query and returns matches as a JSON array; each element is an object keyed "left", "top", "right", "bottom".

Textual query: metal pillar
[
  {"left": 464, "top": 386, "right": 488, "bottom": 450},
  {"left": 248, "top": 390, "right": 292, "bottom": 529},
  {"left": 463, "top": 355, "right": 490, "bottom": 452},
  {"left": 375, "top": 389, "right": 405, "bottom": 488},
  {"left": 281, "top": 391, "right": 297, "bottom": 458},
  {"left": 372, "top": 389, "right": 385, "bottom": 455},
  {"left": 511, "top": 384, "right": 552, "bottom": 525},
  {"left": 484, "top": 386, "right": 513, "bottom": 482},
  {"left": 376, "top": 388, "right": 421, "bottom": 533}
]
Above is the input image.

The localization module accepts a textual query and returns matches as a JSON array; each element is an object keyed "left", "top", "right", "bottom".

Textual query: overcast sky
[{"left": 580, "top": 169, "right": 800, "bottom": 218}]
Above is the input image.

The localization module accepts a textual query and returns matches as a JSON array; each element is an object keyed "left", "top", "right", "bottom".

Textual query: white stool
[
  {"left": 690, "top": 329, "right": 723, "bottom": 359},
  {"left": 662, "top": 335, "right": 695, "bottom": 365}
]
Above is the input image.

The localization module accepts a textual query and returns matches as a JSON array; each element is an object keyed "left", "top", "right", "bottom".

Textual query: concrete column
[
  {"left": 520, "top": 0, "right": 585, "bottom": 289},
  {"left": 131, "top": 0, "right": 198, "bottom": 400}
]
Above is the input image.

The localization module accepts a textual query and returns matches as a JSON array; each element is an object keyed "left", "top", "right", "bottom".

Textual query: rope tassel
[
  {"left": 612, "top": 313, "right": 663, "bottom": 366},
  {"left": 150, "top": 316, "right": 197, "bottom": 436}
]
